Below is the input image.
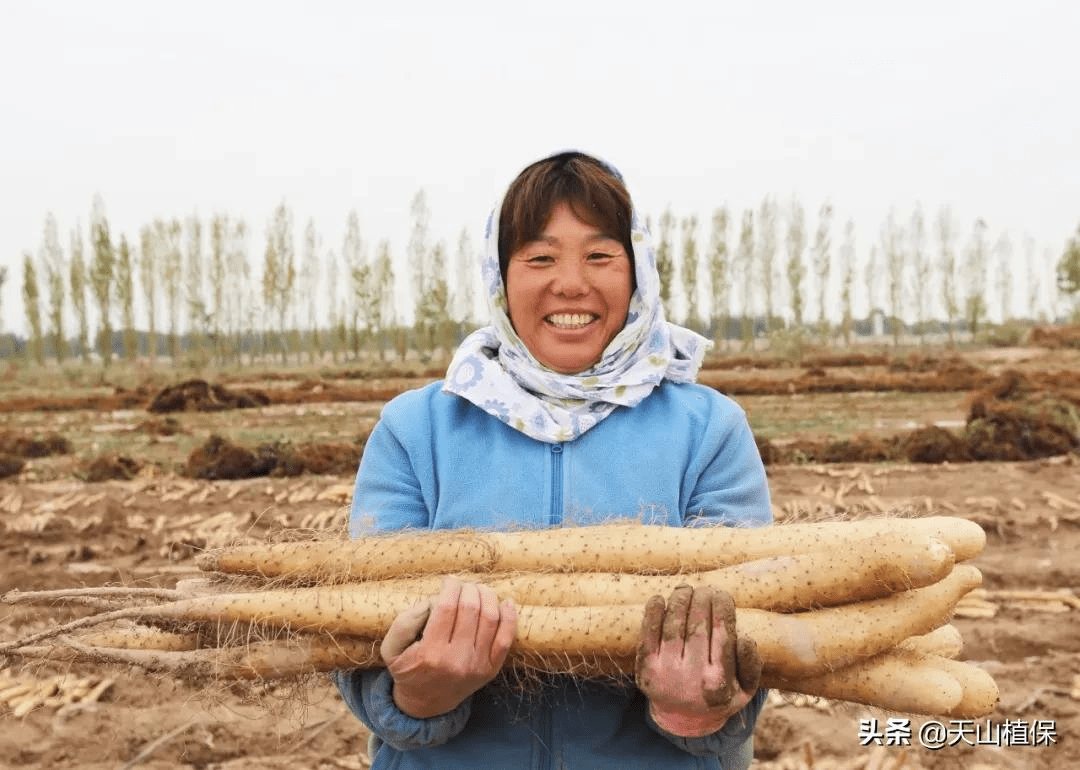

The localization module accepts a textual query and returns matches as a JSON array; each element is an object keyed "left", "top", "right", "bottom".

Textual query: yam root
[
  {"left": 369, "top": 532, "right": 955, "bottom": 612},
  {"left": 195, "top": 516, "right": 984, "bottom": 581},
  {"left": 0, "top": 565, "right": 981, "bottom": 680},
  {"left": 761, "top": 648, "right": 965, "bottom": 715}
]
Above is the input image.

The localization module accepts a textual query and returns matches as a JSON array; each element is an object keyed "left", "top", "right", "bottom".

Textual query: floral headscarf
[{"left": 442, "top": 151, "right": 712, "bottom": 443}]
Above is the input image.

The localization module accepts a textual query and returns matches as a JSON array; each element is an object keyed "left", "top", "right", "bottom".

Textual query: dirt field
[{"left": 1, "top": 347, "right": 1078, "bottom": 769}]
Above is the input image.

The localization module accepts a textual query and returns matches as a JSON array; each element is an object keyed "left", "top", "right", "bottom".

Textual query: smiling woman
[
  {"left": 498, "top": 154, "right": 637, "bottom": 376},
  {"left": 436, "top": 151, "right": 715, "bottom": 444},
  {"left": 333, "top": 150, "right": 773, "bottom": 770},
  {"left": 505, "top": 200, "right": 633, "bottom": 374}
]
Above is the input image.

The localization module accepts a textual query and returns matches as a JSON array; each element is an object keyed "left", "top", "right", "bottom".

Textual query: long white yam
[
  {"left": 737, "top": 565, "right": 981, "bottom": 678},
  {"left": 195, "top": 516, "right": 984, "bottom": 581},
  {"left": 579, "top": 649, "right": 988, "bottom": 717},
  {"left": 2, "top": 587, "right": 185, "bottom": 605},
  {"left": 0, "top": 565, "right": 981, "bottom": 680},
  {"left": 1, "top": 533, "right": 955, "bottom": 616},
  {"left": 81, "top": 624, "right": 204, "bottom": 652},
  {"left": 11, "top": 635, "right": 382, "bottom": 681},
  {"left": 930, "top": 656, "right": 1000, "bottom": 718},
  {"left": 371, "top": 533, "right": 954, "bottom": 611},
  {"left": 761, "top": 649, "right": 965, "bottom": 716},
  {"left": 15, "top": 634, "right": 993, "bottom": 718},
  {"left": 895, "top": 624, "right": 964, "bottom": 659}
]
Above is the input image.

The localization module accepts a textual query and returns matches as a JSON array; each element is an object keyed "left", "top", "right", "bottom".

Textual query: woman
[{"left": 333, "top": 151, "right": 773, "bottom": 769}]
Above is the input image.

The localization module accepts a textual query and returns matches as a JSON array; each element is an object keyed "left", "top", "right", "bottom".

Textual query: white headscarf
[{"left": 442, "top": 151, "right": 712, "bottom": 443}]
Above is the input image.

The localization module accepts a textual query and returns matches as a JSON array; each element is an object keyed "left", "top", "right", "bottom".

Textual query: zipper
[
  {"left": 541, "top": 442, "right": 563, "bottom": 770},
  {"left": 549, "top": 443, "right": 563, "bottom": 526}
]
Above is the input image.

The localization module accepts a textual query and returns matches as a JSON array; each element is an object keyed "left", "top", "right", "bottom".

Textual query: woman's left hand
[{"left": 635, "top": 584, "right": 762, "bottom": 738}]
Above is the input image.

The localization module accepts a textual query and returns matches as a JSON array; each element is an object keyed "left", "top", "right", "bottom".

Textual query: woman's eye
[
  {"left": 588, "top": 252, "right": 616, "bottom": 261},
  {"left": 527, "top": 255, "right": 554, "bottom": 264}
]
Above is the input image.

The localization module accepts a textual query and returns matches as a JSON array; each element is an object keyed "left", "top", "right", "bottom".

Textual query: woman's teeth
[{"left": 546, "top": 314, "right": 595, "bottom": 329}]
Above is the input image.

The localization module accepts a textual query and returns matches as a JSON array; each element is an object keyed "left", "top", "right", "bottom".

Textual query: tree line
[{"left": 5, "top": 191, "right": 1080, "bottom": 368}]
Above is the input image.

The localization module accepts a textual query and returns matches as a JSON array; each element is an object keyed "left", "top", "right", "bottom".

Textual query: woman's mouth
[{"left": 545, "top": 313, "right": 599, "bottom": 330}]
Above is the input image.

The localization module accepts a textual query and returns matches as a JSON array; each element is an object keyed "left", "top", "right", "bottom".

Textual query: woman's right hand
[{"left": 380, "top": 576, "right": 517, "bottom": 719}]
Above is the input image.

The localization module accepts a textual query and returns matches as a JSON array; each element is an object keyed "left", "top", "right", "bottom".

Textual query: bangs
[{"left": 498, "top": 153, "right": 635, "bottom": 281}]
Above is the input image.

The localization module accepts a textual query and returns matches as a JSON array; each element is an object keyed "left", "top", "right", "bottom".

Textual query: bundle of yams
[{"left": 1, "top": 516, "right": 997, "bottom": 717}]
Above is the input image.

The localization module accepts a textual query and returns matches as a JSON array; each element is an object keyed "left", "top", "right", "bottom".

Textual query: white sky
[{"left": 2, "top": 0, "right": 1079, "bottom": 335}]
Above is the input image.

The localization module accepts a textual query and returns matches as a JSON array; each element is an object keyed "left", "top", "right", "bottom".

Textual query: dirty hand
[
  {"left": 381, "top": 576, "right": 516, "bottom": 719},
  {"left": 635, "top": 585, "right": 762, "bottom": 738}
]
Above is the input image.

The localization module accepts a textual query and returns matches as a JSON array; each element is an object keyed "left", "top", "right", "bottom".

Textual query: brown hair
[{"left": 498, "top": 152, "right": 635, "bottom": 287}]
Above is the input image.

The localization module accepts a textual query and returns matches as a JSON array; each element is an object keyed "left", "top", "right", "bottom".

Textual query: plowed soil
[
  {"left": 1, "top": 347, "right": 1079, "bottom": 769},
  {"left": 2, "top": 462, "right": 1077, "bottom": 769}
]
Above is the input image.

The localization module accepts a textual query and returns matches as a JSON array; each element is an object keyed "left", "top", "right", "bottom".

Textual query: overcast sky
[{"left": 2, "top": 0, "right": 1078, "bottom": 335}]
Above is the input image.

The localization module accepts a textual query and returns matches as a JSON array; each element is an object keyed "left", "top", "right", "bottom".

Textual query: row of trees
[
  {"left": 5, "top": 192, "right": 1080, "bottom": 368},
  {"left": 5, "top": 191, "right": 471, "bottom": 367},
  {"left": 650, "top": 201, "right": 1079, "bottom": 349}
]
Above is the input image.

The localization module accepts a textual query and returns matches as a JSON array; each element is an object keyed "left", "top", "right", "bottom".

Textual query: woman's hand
[
  {"left": 635, "top": 585, "right": 762, "bottom": 738},
  {"left": 380, "top": 576, "right": 517, "bottom": 719}
]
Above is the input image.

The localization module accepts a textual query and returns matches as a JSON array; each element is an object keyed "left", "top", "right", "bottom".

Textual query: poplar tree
[
  {"left": 263, "top": 201, "right": 296, "bottom": 364},
  {"left": 656, "top": 209, "right": 675, "bottom": 319},
  {"left": 963, "top": 219, "right": 990, "bottom": 337},
  {"left": 881, "top": 208, "right": 905, "bottom": 347},
  {"left": 756, "top": 197, "right": 778, "bottom": 332},
  {"left": 138, "top": 224, "right": 159, "bottom": 362},
  {"left": 909, "top": 205, "right": 929, "bottom": 345},
  {"left": 162, "top": 218, "right": 184, "bottom": 361},
  {"left": 1057, "top": 224, "right": 1080, "bottom": 318},
  {"left": 707, "top": 207, "right": 731, "bottom": 347},
  {"left": 40, "top": 213, "right": 67, "bottom": 363},
  {"left": 437, "top": 240, "right": 454, "bottom": 351},
  {"left": 784, "top": 198, "right": 806, "bottom": 330},
  {"left": 736, "top": 210, "right": 755, "bottom": 349},
  {"left": 680, "top": 216, "right": 700, "bottom": 330},
  {"left": 936, "top": 207, "right": 959, "bottom": 345},
  {"left": 185, "top": 215, "right": 205, "bottom": 361},
  {"left": 300, "top": 217, "right": 321, "bottom": 362},
  {"left": 342, "top": 210, "right": 363, "bottom": 358},
  {"left": 89, "top": 196, "right": 115, "bottom": 366},
  {"left": 351, "top": 256, "right": 373, "bottom": 357},
  {"left": 864, "top": 245, "right": 880, "bottom": 337},
  {"left": 115, "top": 235, "right": 136, "bottom": 360},
  {"left": 416, "top": 240, "right": 451, "bottom": 356},
  {"left": 453, "top": 228, "right": 475, "bottom": 327},
  {"left": 22, "top": 252, "right": 44, "bottom": 365},
  {"left": 993, "top": 232, "right": 1013, "bottom": 324},
  {"left": 229, "top": 219, "right": 252, "bottom": 365},
  {"left": 811, "top": 204, "right": 833, "bottom": 344},
  {"left": 408, "top": 189, "right": 430, "bottom": 355},
  {"left": 1024, "top": 235, "right": 1041, "bottom": 322},
  {"left": 208, "top": 214, "right": 228, "bottom": 364},
  {"left": 69, "top": 223, "right": 90, "bottom": 363},
  {"left": 325, "top": 247, "right": 344, "bottom": 363},
  {"left": 838, "top": 219, "right": 856, "bottom": 346},
  {"left": 1047, "top": 246, "right": 1065, "bottom": 320},
  {"left": 371, "top": 239, "right": 397, "bottom": 361}
]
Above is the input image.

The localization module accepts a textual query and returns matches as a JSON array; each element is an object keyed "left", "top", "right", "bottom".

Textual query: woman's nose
[{"left": 551, "top": 257, "right": 588, "bottom": 297}]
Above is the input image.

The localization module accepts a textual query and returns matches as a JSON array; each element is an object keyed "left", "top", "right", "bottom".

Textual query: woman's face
[{"left": 505, "top": 201, "right": 633, "bottom": 374}]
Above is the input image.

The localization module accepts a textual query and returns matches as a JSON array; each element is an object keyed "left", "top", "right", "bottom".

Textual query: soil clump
[
  {"left": 183, "top": 435, "right": 365, "bottom": 480},
  {"left": 758, "top": 370, "right": 1080, "bottom": 465},
  {"left": 81, "top": 454, "right": 142, "bottom": 482},
  {"left": 1028, "top": 323, "right": 1080, "bottom": 349},
  {"left": 148, "top": 380, "right": 270, "bottom": 413}
]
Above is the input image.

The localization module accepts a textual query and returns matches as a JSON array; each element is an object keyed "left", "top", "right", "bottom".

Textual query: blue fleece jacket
[{"left": 333, "top": 379, "right": 773, "bottom": 770}]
